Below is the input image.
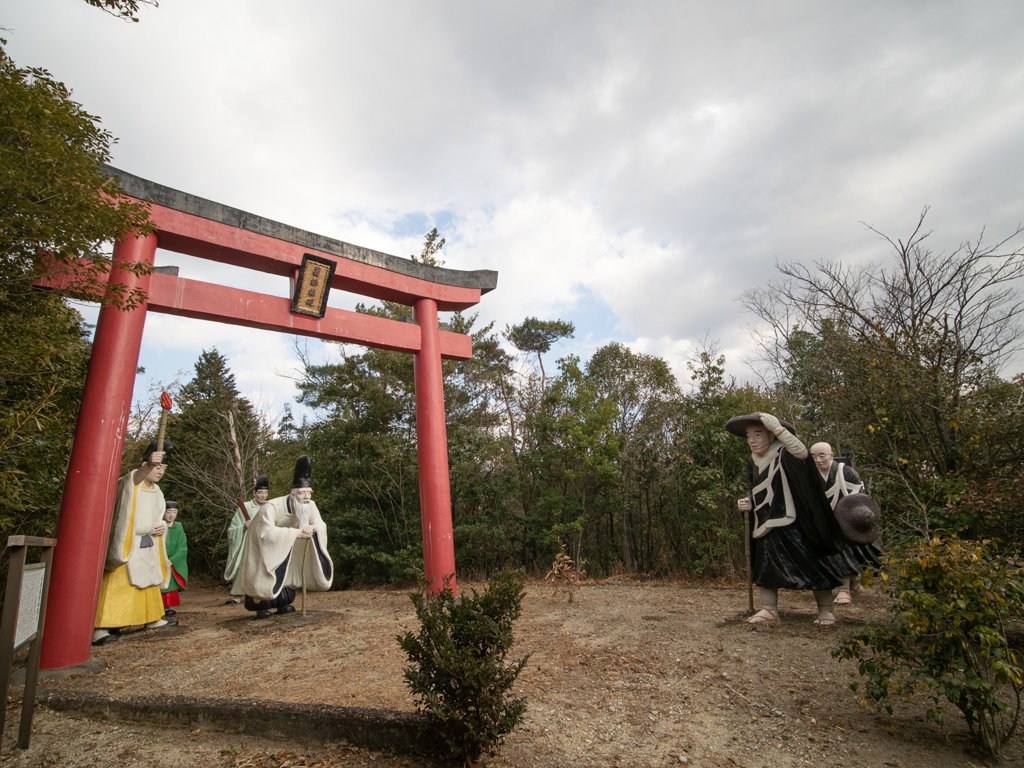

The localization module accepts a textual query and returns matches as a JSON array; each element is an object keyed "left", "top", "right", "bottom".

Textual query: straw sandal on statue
[{"left": 747, "top": 607, "right": 779, "bottom": 624}]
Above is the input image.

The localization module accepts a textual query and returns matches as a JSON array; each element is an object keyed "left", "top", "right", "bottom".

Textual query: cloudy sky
[{"left": 5, "top": 1, "right": 1024, "bottom": 419}]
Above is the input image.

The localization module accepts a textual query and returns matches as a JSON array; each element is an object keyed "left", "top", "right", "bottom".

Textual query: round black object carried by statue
[{"left": 834, "top": 494, "right": 880, "bottom": 544}]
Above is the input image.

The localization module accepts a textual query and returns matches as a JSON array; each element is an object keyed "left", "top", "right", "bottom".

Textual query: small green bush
[
  {"left": 834, "top": 537, "right": 1024, "bottom": 758},
  {"left": 397, "top": 570, "right": 530, "bottom": 765}
]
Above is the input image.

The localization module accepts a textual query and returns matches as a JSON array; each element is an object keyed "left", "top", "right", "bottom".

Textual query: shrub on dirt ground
[
  {"left": 834, "top": 537, "right": 1024, "bottom": 758},
  {"left": 545, "top": 539, "right": 587, "bottom": 602},
  {"left": 397, "top": 570, "right": 530, "bottom": 765}
]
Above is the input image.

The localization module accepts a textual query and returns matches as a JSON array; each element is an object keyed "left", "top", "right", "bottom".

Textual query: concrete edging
[{"left": 37, "top": 691, "right": 443, "bottom": 756}]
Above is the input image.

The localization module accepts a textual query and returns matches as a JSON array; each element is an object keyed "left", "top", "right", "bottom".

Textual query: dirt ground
[{"left": 2, "top": 578, "right": 1019, "bottom": 767}]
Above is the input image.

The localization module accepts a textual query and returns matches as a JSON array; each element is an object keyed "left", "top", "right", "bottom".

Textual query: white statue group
[
  {"left": 728, "top": 412, "right": 881, "bottom": 626},
  {"left": 93, "top": 449, "right": 334, "bottom": 645},
  {"left": 225, "top": 456, "right": 334, "bottom": 618}
]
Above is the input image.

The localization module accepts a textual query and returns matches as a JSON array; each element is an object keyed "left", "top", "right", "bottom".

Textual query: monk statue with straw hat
[{"left": 727, "top": 412, "right": 846, "bottom": 626}]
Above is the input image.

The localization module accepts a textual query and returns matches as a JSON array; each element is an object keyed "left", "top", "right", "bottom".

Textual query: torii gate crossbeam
[{"left": 38, "top": 168, "right": 497, "bottom": 670}]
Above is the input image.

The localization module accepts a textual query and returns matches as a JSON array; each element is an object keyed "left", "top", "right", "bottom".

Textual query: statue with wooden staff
[
  {"left": 92, "top": 392, "right": 179, "bottom": 645},
  {"left": 237, "top": 456, "right": 333, "bottom": 620},
  {"left": 223, "top": 475, "right": 269, "bottom": 605},
  {"left": 728, "top": 412, "right": 846, "bottom": 626}
]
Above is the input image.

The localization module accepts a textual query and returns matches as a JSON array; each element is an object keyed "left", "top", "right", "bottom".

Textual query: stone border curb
[{"left": 37, "top": 691, "right": 443, "bottom": 756}]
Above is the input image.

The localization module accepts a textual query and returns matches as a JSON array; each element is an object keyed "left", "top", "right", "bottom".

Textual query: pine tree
[{"left": 161, "top": 349, "right": 270, "bottom": 575}]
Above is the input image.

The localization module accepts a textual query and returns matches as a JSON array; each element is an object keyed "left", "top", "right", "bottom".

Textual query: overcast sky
[{"left": 5, "top": 1, "right": 1024, "bottom": 420}]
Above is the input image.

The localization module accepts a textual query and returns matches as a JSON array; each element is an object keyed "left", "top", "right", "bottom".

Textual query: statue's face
[
  {"left": 293, "top": 488, "right": 312, "bottom": 503},
  {"left": 164, "top": 507, "right": 178, "bottom": 525},
  {"left": 144, "top": 461, "right": 166, "bottom": 483},
  {"left": 254, "top": 489, "right": 269, "bottom": 504},
  {"left": 746, "top": 424, "right": 773, "bottom": 456},
  {"left": 810, "top": 443, "right": 834, "bottom": 473}
]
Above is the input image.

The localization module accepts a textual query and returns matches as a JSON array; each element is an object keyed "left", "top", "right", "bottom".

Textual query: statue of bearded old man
[{"left": 237, "top": 455, "right": 333, "bottom": 619}]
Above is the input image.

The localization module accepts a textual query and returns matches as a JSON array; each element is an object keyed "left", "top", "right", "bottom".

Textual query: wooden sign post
[{"left": 0, "top": 536, "right": 56, "bottom": 750}]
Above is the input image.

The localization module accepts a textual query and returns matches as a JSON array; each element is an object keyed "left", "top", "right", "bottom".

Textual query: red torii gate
[{"left": 39, "top": 167, "right": 497, "bottom": 670}]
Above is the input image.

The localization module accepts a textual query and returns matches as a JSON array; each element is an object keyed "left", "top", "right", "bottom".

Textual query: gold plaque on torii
[{"left": 291, "top": 254, "right": 337, "bottom": 319}]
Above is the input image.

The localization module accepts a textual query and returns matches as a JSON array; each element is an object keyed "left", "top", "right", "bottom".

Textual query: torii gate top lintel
[{"left": 102, "top": 165, "right": 498, "bottom": 312}]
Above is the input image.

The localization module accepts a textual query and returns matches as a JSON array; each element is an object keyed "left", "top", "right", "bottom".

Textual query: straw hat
[
  {"left": 724, "top": 412, "right": 796, "bottom": 438},
  {"left": 834, "top": 494, "right": 881, "bottom": 544}
]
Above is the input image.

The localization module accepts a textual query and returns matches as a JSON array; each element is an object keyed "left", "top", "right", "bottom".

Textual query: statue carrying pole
[{"left": 156, "top": 391, "right": 172, "bottom": 451}]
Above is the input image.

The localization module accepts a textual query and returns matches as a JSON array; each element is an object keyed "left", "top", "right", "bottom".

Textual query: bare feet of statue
[
  {"left": 747, "top": 608, "right": 779, "bottom": 624},
  {"left": 814, "top": 609, "right": 836, "bottom": 626},
  {"left": 834, "top": 590, "right": 852, "bottom": 605}
]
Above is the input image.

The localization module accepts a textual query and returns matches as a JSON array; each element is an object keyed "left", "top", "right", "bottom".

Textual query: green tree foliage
[
  {"left": 662, "top": 348, "right": 780, "bottom": 577},
  {"left": 82, "top": 0, "right": 158, "bottom": 22},
  {"left": 299, "top": 338, "right": 421, "bottom": 584},
  {"left": 0, "top": 46, "right": 153, "bottom": 306},
  {"left": 0, "top": 297, "right": 90, "bottom": 535},
  {"left": 524, "top": 354, "right": 620, "bottom": 571},
  {"left": 288, "top": 232, "right": 519, "bottom": 583},
  {"left": 276, "top": 211, "right": 1024, "bottom": 597},
  {"left": 583, "top": 343, "right": 677, "bottom": 573},
  {"left": 834, "top": 538, "right": 1024, "bottom": 758},
  {"left": 398, "top": 571, "right": 529, "bottom": 765},
  {"left": 298, "top": 307, "right": 512, "bottom": 584},
  {"left": 0, "top": 40, "right": 152, "bottom": 550},
  {"left": 505, "top": 316, "right": 575, "bottom": 392}
]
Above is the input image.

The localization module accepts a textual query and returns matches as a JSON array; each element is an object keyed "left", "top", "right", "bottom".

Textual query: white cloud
[{"left": 8, "top": 0, "right": 1024, "bottom": 414}]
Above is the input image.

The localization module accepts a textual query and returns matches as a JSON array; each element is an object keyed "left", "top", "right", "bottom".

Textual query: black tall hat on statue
[
  {"left": 291, "top": 456, "right": 312, "bottom": 489},
  {"left": 142, "top": 439, "right": 174, "bottom": 464},
  {"left": 165, "top": 501, "right": 179, "bottom": 510},
  {"left": 254, "top": 475, "right": 270, "bottom": 491}
]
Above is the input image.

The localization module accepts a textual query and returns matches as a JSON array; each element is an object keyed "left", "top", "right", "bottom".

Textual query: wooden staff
[
  {"left": 301, "top": 538, "right": 310, "bottom": 617},
  {"left": 236, "top": 499, "right": 251, "bottom": 523},
  {"left": 225, "top": 409, "right": 249, "bottom": 522},
  {"left": 744, "top": 502, "right": 754, "bottom": 614},
  {"left": 156, "top": 391, "right": 173, "bottom": 452}
]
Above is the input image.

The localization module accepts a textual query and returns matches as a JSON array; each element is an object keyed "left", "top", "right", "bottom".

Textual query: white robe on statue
[
  {"left": 105, "top": 469, "right": 171, "bottom": 589},
  {"left": 237, "top": 494, "right": 333, "bottom": 601}
]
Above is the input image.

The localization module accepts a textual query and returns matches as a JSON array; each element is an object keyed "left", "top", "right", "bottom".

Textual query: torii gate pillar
[
  {"left": 414, "top": 298, "right": 456, "bottom": 590},
  {"left": 40, "top": 233, "right": 157, "bottom": 670}
]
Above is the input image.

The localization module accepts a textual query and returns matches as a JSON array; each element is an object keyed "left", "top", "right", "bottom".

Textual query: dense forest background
[
  {"left": 14, "top": 219, "right": 1024, "bottom": 588},
  {"left": 160, "top": 212, "right": 1024, "bottom": 586}
]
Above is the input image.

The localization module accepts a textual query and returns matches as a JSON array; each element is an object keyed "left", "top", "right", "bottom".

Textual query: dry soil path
[{"left": 2, "top": 580, "right": 1016, "bottom": 767}]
